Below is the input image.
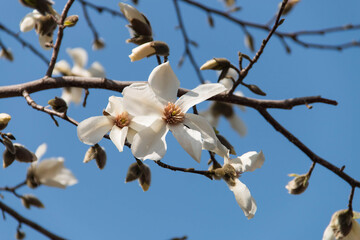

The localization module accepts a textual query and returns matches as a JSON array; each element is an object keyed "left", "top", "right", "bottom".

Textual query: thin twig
[
  {"left": 155, "top": 160, "right": 213, "bottom": 179},
  {"left": 78, "top": 0, "right": 124, "bottom": 18},
  {"left": 80, "top": 1, "right": 99, "bottom": 41},
  {"left": 0, "top": 201, "right": 66, "bottom": 240},
  {"left": 348, "top": 186, "right": 355, "bottom": 212},
  {"left": 0, "top": 23, "right": 49, "bottom": 65}
]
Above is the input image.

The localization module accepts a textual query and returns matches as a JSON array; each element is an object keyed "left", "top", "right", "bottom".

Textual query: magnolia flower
[
  {"left": 77, "top": 96, "right": 146, "bottom": 152},
  {"left": 215, "top": 151, "right": 264, "bottom": 219},
  {"left": 122, "top": 62, "right": 227, "bottom": 162},
  {"left": 26, "top": 143, "right": 77, "bottom": 189},
  {"left": 53, "top": 48, "right": 105, "bottom": 105},
  {"left": 323, "top": 210, "right": 360, "bottom": 240},
  {"left": 19, "top": 10, "right": 59, "bottom": 50}
]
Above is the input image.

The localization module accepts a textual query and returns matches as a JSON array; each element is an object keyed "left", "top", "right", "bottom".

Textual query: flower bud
[
  {"left": 0, "top": 113, "right": 11, "bottom": 130},
  {"left": 285, "top": 173, "right": 309, "bottom": 195},
  {"left": 21, "top": 194, "right": 45, "bottom": 209},
  {"left": 281, "top": 0, "right": 301, "bottom": 16},
  {"left": 16, "top": 230, "right": 26, "bottom": 240},
  {"left": 3, "top": 148, "right": 15, "bottom": 168},
  {"left": 129, "top": 41, "right": 169, "bottom": 62},
  {"left": 14, "top": 144, "right": 37, "bottom": 163},
  {"left": 222, "top": 164, "right": 237, "bottom": 186},
  {"left": 48, "top": 97, "right": 68, "bottom": 113},
  {"left": 26, "top": 168, "right": 40, "bottom": 188},
  {"left": 125, "top": 162, "right": 142, "bottom": 183},
  {"left": 139, "top": 164, "right": 151, "bottom": 192},
  {"left": 208, "top": 160, "right": 223, "bottom": 180},
  {"left": 323, "top": 209, "right": 358, "bottom": 240},
  {"left": 19, "top": 0, "right": 54, "bottom": 16},
  {"left": 2, "top": 136, "right": 15, "bottom": 154},
  {"left": 83, "top": 144, "right": 106, "bottom": 169},
  {"left": 35, "top": 15, "right": 57, "bottom": 36},
  {"left": 244, "top": 33, "right": 255, "bottom": 52},
  {"left": 0, "top": 48, "right": 14, "bottom": 62},
  {"left": 83, "top": 146, "right": 96, "bottom": 163},
  {"left": 247, "top": 84, "right": 266, "bottom": 96},
  {"left": 92, "top": 38, "right": 105, "bottom": 50},
  {"left": 64, "top": 15, "right": 79, "bottom": 27},
  {"left": 200, "top": 58, "right": 230, "bottom": 70}
]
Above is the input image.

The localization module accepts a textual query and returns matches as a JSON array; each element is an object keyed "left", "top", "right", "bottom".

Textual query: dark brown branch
[
  {"left": 80, "top": 1, "right": 100, "bottom": 41},
  {"left": 257, "top": 107, "right": 360, "bottom": 188},
  {"left": 45, "top": 0, "right": 75, "bottom": 77},
  {"left": 0, "top": 76, "right": 337, "bottom": 110},
  {"left": 155, "top": 160, "right": 214, "bottom": 180},
  {"left": 78, "top": 0, "right": 124, "bottom": 18},
  {"left": 0, "top": 201, "right": 66, "bottom": 240},
  {"left": 173, "top": 0, "right": 205, "bottom": 84},
  {"left": 348, "top": 186, "right": 355, "bottom": 212},
  {"left": 0, "top": 23, "right": 49, "bottom": 65},
  {"left": 0, "top": 181, "right": 26, "bottom": 199}
]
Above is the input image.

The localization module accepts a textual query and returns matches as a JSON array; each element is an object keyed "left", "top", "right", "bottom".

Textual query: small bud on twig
[
  {"left": 64, "top": 15, "right": 79, "bottom": 27},
  {"left": 48, "top": 97, "right": 68, "bottom": 113},
  {"left": 21, "top": 194, "right": 45, "bottom": 209}
]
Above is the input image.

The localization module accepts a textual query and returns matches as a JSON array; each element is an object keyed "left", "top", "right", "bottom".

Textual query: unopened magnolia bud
[
  {"left": 83, "top": 146, "right": 96, "bottom": 163},
  {"left": 129, "top": 41, "right": 169, "bottom": 62},
  {"left": 94, "top": 145, "right": 106, "bottom": 170},
  {"left": 224, "top": 0, "right": 236, "bottom": 7},
  {"left": 200, "top": 58, "right": 230, "bottom": 70},
  {"left": 48, "top": 97, "right": 68, "bottom": 113},
  {"left": 92, "top": 38, "right": 105, "bottom": 50},
  {"left": 19, "top": 0, "right": 54, "bottom": 16},
  {"left": 64, "top": 15, "right": 79, "bottom": 27},
  {"left": 2, "top": 136, "right": 15, "bottom": 154},
  {"left": 35, "top": 15, "right": 57, "bottom": 36},
  {"left": 139, "top": 164, "right": 151, "bottom": 192},
  {"left": 285, "top": 173, "right": 309, "bottom": 195},
  {"left": 3, "top": 149, "right": 15, "bottom": 168},
  {"left": 281, "top": 0, "right": 300, "bottom": 15},
  {"left": 216, "top": 134, "right": 236, "bottom": 155},
  {"left": 16, "top": 230, "right": 26, "bottom": 240},
  {"left": 0, "top": 48, "right": 14, "bottom": 62},
  {"left": 14, "top": 144, "right": 37, "bottom": 163},
  {"left": 328, "top": 209, "right": 354, "bottom": 239},
  {"left": 0, "top": 113, "right": 11, "bottom": 130},
  {"left": 244, "top": 33, "right": 255, "bottom": 52},
  {"left": 125, "top": 162, "right": 142, "bottom": 183},
  {"left": 248, "top": 84, "right": 266, "bottom": 96},
  {"left": 4, "top": 133, "right": 16, "bottom": 140},
  {"left": 21, "top": 194, "right": 45, "bottom": 209}
]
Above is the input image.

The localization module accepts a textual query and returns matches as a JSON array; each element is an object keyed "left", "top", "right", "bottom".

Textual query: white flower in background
[
  {"left": 219, "top": 151, "right": 264, "bottom": 219},
  {"left": 19, "top": 10, "right": 59, "bottom": 50},
  {"left": 77, "top": 96, "right": 146, "bottom": 152},
  {"left": 26, "top": 143, "right": 77, "bottom": 189},
  {"left": 122, "top": 62, "right": 227, "bottom": 162},
  {"left": 53, "top": 47, "right": 105, "bottom": 105},
  {"left": 323, "top": 210, "right": 360, "bottom": 240}
]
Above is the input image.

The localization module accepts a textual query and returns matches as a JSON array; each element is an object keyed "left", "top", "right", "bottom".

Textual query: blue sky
[{"left": 1, "top": 0, "right": 360, "bottom": 239}]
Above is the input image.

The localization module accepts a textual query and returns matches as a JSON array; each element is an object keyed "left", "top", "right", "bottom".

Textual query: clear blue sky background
[{"left": 1, "top": 0, "right": 360, "bottom": 239}]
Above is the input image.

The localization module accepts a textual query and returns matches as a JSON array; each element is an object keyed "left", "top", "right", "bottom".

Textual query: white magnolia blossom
[
  {"left": 223, "top": 151, "right": 265, "bottom": 219},
  {"left": 53, "top": 48, "right": 106, "bottom": 105},
  {"left": 19, "top": 10, "right": 58, "bottom": 50},
  {"left": 122, "top": 62, "right": 227, "bottom": 162},
  {"left": 77, "top": 96, "right": 146, "bottom": 152},
  {"left": 27, "top": 143, "right": 77, "bottom": 188},
  {"left": 323, "top": 210, "right": 360, "bottom": 240}
]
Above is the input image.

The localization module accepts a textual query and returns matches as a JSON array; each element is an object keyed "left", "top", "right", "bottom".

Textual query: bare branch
[
  {"left": 155, "top": 160, "right": 214, "bottom": 180},
  {"left": 78, "top": 0, "right": 124, "bottom": 18}
]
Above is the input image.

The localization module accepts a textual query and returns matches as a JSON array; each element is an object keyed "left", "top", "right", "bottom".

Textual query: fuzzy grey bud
[
  {"left": 285, "top": 173, "right": 309, "bottom": 195},
  {"left": 48, "top": 97, "right": 68, "bottom": 113},
  {"left": 139, "top": 164, "right": 151, "bottom": 192},
  {"left": 247, "top": 84, "right": 266, "bottom": 96},
  {"left": 125, "top": 162, "right": 142, "bottom": 183},
  {"left": 16, "top": 229, "right": 26, "bottom": 240},
  {"left": 2, "top": 136, "right": 15, "bottom": 154},
  {"left": 200, "top": 58, "right": 230, "bottom": 70},
  {"left": 3, "top": 149, "right": 15, "bottom": 168},
  {"left": 14, "top": 144, "right": 37, "bottom": 163},
  {"left": 21, "top": 194, "right": 45, "bottom": 209}
]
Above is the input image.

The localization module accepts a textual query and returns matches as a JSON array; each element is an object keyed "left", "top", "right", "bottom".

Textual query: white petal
[
  {"left": 38, "top": 34, "right": 53, "bottom": 50},
  {"left": 119, "top": 3, "right": 147, "bottom": 24},
  {"left": 61, "top": 87, "right": 83, "bottom": 105},
  {"left": 170, "top": 124, "right": 202, "bottom": 163},
  {"left": 183, "top": 113, "right": 217, "bottom": 151},
  {"left": 123, "top": 83, "right": 164, "bottom": 117},
  {"left": 88, "top": 61, "right": 106, "bottom": 77},
  {"left": 129, "top": 42, "right": 156, "bottom": 62},
  {"left": 347, "top": 220, "right": 360, "bottom": 239},
  {"left": 53, "top": 60, "right": 72, "bottom": 75},
  {"left": 228, "top": 114, "right": 247, "bottom": 136},
  {"left": 67, "top": 48, "right": 88, "bottom": 68},
  {"left": 227, "top": 178, "right": 257, "bottom": 219},
  {"left": 233, "top": 91, "right": 246, "bottom": 112},
  {"left": 322, "top": 224, "right": 336, "bottom": 240},
  {"left": 176, "top": 83, "right": 226, "bottom": 113},
  {"left": 105, "top": 96, "right": 124, "bottom": 116},
  {"left": 19, "top": 11, "right": 39, "bottom": 32},
  {"left": 77, "top": 116, "right": 113, "bottom": 145},
  {"left": 226, "top": 67, "right": 239, "bottom": 80},
  {"left": 126, "top": 128, "right": 137, "bottom": 144},
  {"left": 212, "top": 139, "right": 229, "bottom": 158},
  {"left": 129, "top": 115, "right": 159, "bottom": 132},
  {"left": 71, "top": 65, "right": 91, "bottom": 77},
  {"left": 148, "top": 62, "right": 180, "bottom": 103},
  {"left": 109, "top": 126, "right": 128, "bottom": 152},
  {"left": 219, "top": 77, "right": 234, "bottom": 91},
  {"left": 35, "top": 143, "right": 47, "bottom": 160},
  {"left": 131, "top": 118, "right": 168, "bottom": 161},
  {"left": 229, "top": 151, "right": 265, "bottom": 173}
]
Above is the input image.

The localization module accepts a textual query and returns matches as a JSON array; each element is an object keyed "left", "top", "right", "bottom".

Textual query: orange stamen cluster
[
  {"left": 163, "top": 102, "right": 185, "bottom": 125},
  {"left": 114, "top": 112, "right": 130, "bottom": 128}
]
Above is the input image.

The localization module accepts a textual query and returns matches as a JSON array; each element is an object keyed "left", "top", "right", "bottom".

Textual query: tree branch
[{"left": 155, "top": 160, "right": 214, "bottom": 180}]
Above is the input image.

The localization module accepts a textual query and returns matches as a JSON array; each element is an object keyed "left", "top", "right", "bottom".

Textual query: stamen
[
  {"left": 163, "top": 102, "right": 185, "bottom": 125},
  {"left": 114, "top": 112, "right": 130, "bottom": 128}
]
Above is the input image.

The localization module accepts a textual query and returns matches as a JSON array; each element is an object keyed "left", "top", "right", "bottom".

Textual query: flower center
[
  {"left": 163, "top": 102, "right": 185, "bottom": 125},
  {"left": 114, "top": 112, "right": 130, "bottom": 128}
]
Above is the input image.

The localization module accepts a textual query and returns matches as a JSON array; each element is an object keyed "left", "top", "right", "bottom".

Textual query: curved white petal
[
  {"left": 131, "top": 118, "right": 168, "bottom": 161},
  {"left": 35, "top": 143, "right": 47, "bottom": 160},
  {"left": 322, "top": 224, "right": 336, "bottom": 240},
  {"left": 123, "top": 83, "right": 164, "bottom": 117},
  {"left": 20, "top": 11, "right": 40, "bottom": 32},
  {"left": 129, "top": 115, "right": 159, "bottom": 132},
  {"left": 126, "top": 128, "right": 137, "bottom": 144},
  {"left": 227, "top": 178, "right": 257, "bottom": 219},
  {"left": 348, "top": 220, "right": 360, "bottom": 239},
  {"left": 228, "top": 114, "right": 247, "bottom": 136},
  {"left": 38, "top": 34, "right": 53, "bottom": 50},
  {"left": 53, "top": 60, "right": 72, "bottom": 76},
  {"left": 67, "top": 48, "right": 88, "bottom": 68},
  {"left": 88, "top": 61, "right": 106, "bottom": 78},
  {"left": 176, "top": 83, "right": 226, "bottom": 113},
  {"left": 105, "top": 96, "right": 124, "bottom": 116},
  {"left": 219, "top": 77, "right": 234, "bottom": 91},
  {"left": 229, "top": 151, "right": 265, "bottom": 173},
  {"left": 170, "top": 124, "right": 202, "bottom": 163},
  {"left": 77, "top": 116, "right": 113, "bottom": 145},
  {"left": 129, "top": 42, "right": 155, "bottom": 62},
  {"left": 183, "top": 113, "right": 217, "bottom": 151},
  {"left": 109, "top": 126, "right": 128, "bottom": 152},
  {"left": 148, "top": 62, "right": 180, "bottom": 103},
  {"left": 212, "top": 139, "right": 229, "bottom": 158},
  {"left": 119, "top": 3, "right": 147, "bottom": 24}
]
